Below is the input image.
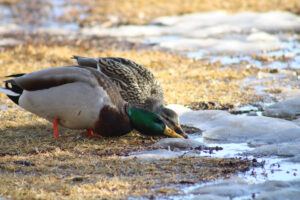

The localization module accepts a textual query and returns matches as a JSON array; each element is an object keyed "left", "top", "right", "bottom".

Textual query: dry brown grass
[
  {"left": 0, "top": 0, "right": 19, "bottom": 4},
  {"left": 0, "top": 147, "right": 252, "bottom": 199}
]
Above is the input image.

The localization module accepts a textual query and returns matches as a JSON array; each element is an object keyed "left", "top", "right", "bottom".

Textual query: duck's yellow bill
[
  {"left": 174, "top": 125, "right": 188, "bottom": 139},
  {"left": 163, "top": 126, "right": 183, "bottom": 138}
]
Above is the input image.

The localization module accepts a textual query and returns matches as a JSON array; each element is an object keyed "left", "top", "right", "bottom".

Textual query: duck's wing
[
  {"left": 73, "top": 56, "right": 155, "bottom": 84},
  {"left": 9, "top": 66, "right": 96, "bottom": 91},
  {"left": 100, "top": 57, "right": 165, "bottom": 105},
  {"left": 97, "top": 58, "right": 152, "bottom": 108},
  {"left": 2, "top": 66, "right": 124, "bottom": 108},
  {"left": 104, "top": 57, "right": 155, "bottom": 81},
  {"left": 73, "top": 56, "right": 164, "bottom": 108}
]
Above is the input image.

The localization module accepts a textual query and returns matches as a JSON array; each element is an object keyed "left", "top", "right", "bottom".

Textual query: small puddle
[{"left": 191, "top": 135, "right": 300, "bottom": 182}]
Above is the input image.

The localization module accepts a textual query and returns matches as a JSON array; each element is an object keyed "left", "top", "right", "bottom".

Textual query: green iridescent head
[{"left": 126, "top": 104, "right": 183, "bottom": 138}]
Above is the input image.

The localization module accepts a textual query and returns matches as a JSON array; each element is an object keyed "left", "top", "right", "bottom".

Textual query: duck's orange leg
[
  {"left": 53, "top": 119, "right": 61, "bottom": 139},
  {"left": 86, "top": 129, "right": 102, "bottom": 138}
]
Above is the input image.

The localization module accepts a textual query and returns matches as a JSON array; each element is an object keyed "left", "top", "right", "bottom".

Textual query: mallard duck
[
  {"left": 72, "top": 56, "right": 187, "bottom": 138},
  {"left": 0, "top": 66, "right": 184, "bottom": 139}
]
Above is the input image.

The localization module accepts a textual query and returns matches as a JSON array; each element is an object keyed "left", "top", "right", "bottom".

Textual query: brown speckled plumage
[
  {"left": 73, "top": 56, "right": 164, "bottom": 111},
  {"left": 72, "top": 56, "right": 187, "bottom": 137}
]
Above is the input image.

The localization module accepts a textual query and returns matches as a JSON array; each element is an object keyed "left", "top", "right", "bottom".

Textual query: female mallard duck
[
  {"left": 72, "top": 56, "right": 187, "bottom": 138},
  {"left": 0, "top": 66, "right": 184, "bottom": 139}
]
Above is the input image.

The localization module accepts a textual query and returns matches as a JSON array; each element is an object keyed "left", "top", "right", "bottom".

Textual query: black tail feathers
[{"left": 4, "top": 80, "right": 23, "bottom": 105}]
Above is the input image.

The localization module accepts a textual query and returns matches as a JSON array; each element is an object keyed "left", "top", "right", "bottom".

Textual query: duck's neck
[
  {"left": 125, "top": 104, "right": 160, "bottom": 136},
  {"left": 126, "top": 104, "right": 142, "bottom": 125},
  {"left": 94, "top": 105, "right": 133, "bottom": 137}
]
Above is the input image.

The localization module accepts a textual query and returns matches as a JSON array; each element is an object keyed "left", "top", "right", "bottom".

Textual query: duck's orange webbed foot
[
  {"left": 86, "top": 129, "right": 102, "bottom": 139},
  {"left": 53, "top": 118, "right": 61, "bottom": 139}
]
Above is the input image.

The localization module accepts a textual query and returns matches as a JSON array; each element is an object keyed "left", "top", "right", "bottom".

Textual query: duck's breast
[{"left": 19, "top": 82, "right": 114, "bottom": 130}]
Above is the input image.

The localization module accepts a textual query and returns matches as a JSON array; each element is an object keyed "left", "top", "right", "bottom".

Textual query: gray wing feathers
[{"left": 13, "top": 66, "right": 98, "bottom": 91}]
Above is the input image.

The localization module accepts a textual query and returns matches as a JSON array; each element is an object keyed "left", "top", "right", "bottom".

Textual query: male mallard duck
[
  {"left": 72, "top": 56, "right": 187, "bottom": 138},
  {"left": 0, "top": 66, "right": 184, "bottom": 139}
]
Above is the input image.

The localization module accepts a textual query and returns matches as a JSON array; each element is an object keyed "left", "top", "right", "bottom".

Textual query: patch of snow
[
  {"left": 257, "top": 70, "right": 298, "bottom": 80},
  {"left": 184, "top": 177, "right": 300, "bottom": 200},
  {"left": 124, "top": 149, "right": 184, "bottom": 162},
  {"left": 0, "top": 38, "right": 22, "bottom": 47},
  {"left": 263, "top": 97, "right": 300, "bottom": 119},
  {"left": 293, "top": 118, "right": 300, "bottom": 126},
  {"left": 35, "top": 27, "right": 73, "bottom": 35},
  {"left": 81, "top": 25, "right": 165, "bottom": 37},
  {"left": 153, "top": 11, "right": 300, "bottom": 33},
  {"left": 153, "top": 138, "right": 205, "bottom": 149},
  {"left": 244, "top": 142, "right": 300, "bottom": 159},
  {"left": 179, "top": 110, "right": 300, "bottom": 144},
  {"left": 275, "top": 88, "right": 300, "bottom": 101},
  {"left": 246, "top": 32, "right": 277, "bottom": 42},
  {"left": 159, "top": 38, "right": 282, "bottom": 54},
  {"left": 0, "top": 23, "right": 23, "bottom": 34}
]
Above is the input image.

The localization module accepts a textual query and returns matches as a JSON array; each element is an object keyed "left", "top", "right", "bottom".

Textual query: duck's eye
[
  {"left": 164, "top": 117, "right": 175, "bottom": 126},
  {"left": 169, "top": 120, "right": 175, "bottom": 126}
]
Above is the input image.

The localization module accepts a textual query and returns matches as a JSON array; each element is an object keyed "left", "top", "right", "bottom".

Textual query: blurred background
[
  {"left": 1, "top": 1, "right": 300, "bottom": 199},
  {"left": 0, "top": 0, "right": 299, "bottom": 29}
]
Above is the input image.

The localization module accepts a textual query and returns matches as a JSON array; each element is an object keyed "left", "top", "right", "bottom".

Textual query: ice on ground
[
  {"left": 190, "top": 177, "right": 255, "bottom": 198},
  {"left": 152, "top": 11, "right": 300, "bottom": 33},
  {"left": 168, "top": 105, "right": 300, "bottom": 160},
  {"left": 173, "top": 109, "right": 300, "bottom": 144},
  {"left": 246, "top": 32, "right": 277, "bottom": 42},
  {"left": 192, "top": 177, "right": 300, "bottom": 200},
  {"left": 189, "top": 195, "right": 227, "bottom": 200},
  {"left": 187, "top": 177, "right": 300, "bottom": 200},
  {"left": 244, "top": 142, "right": 300, "bottom": 159},
  {"left": 293, "top": 118, "right": 300, "bottom": 126},
  {"left": 0, "top": 38, "right": 22, "bottom": 47},
  {"left": 158, "top": 38, "right": 282, "bottom": 54},
  {"left": 35, "top": 27, "right": 73, "bottom": 35},
  {"left": 0, "top": 23, "right": 23, "bottom": 34},
  {"left": 80, "top": 11, "right": 300, "bottom": 55},
  {"left": 81, "top": 25, "right": 165, "bottom": 37},
  {"left": 263, "top": 97, "right": 300, "bottom": 119},
  {"left": 153, "top": 138, "right": 205, "bottom": 150},
  {"left": 3, "top": 11, "right": 299, "bottom": 56},
  {"left": 241, "top": 70, "right": 300, "bottom": 98},
  {"left": 124, "top": 149, "right": 184, "bottom": 162},
  {"left": 275, "top": 88, "right": 300, "bottom": 101},
  {"left": 256, "top": 189, "right": 300, "bottom": 200},
  {"left": 257, "top": 70, "right": 298, "bottom": 81}
]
